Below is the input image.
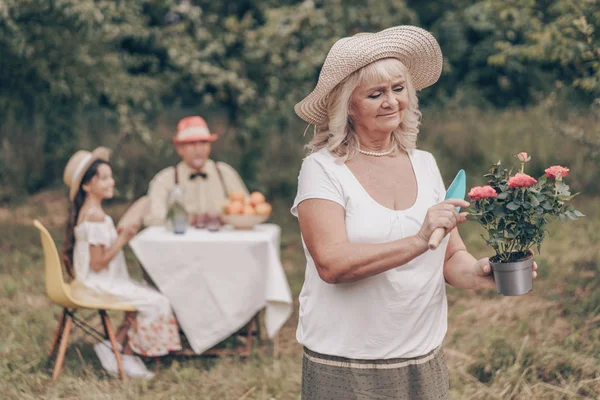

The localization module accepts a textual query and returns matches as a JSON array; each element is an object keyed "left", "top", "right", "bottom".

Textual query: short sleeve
[
  {"left": 428, "top": 153, "right": 447, "bottom": 203},
  {"left": 290, "top": 155, "right": 345, "bottom": 217},
  {"left": 144, "top": 167, "right": 173, "bottom": 226},
  {"left": 85, "top": 222, "right": 111, "bottom": 247}
]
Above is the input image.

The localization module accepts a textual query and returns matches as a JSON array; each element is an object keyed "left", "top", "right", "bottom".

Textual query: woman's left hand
[{"left": 473, "top": 249, "right": 538, "bottom": 290}]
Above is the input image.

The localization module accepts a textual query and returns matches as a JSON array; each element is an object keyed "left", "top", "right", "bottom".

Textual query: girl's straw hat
[
  {"left": 63, "top": 147, "right": 111, "bottom": 201},
  {"left": 294, "top": 25, "right": 443, "bottom": 125}
]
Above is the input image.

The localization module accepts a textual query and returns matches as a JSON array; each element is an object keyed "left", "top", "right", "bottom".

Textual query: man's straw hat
[
  {"left": 63, "top": 147, "right": 111, "bottom": 201},
  {"left": 173, "top": 116, "right": 218, "bottom": 144},
  {"left": 294, "top": 25, "right": 443, "bottom": 126}
]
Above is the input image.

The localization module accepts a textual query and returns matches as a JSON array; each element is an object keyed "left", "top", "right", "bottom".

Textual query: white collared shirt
[{"left": 145, "top": 159, "right": 248, "bottom": 226}]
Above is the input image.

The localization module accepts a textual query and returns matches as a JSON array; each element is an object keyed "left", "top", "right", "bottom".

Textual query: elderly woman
[{"left": 291, "top": 26, "right": 536, "bottom": 399}]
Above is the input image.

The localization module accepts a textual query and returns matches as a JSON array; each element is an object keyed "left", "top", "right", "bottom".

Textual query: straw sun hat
[
  {"left": 63, "top": 147, "right": 111, "bottom": 201},
  {"left": 294, "top": 25, "right": 443, "bottom": 126}
]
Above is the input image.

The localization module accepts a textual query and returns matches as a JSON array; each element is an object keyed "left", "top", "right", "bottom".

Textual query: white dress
[
  {"left": 74, "top": 215, "right": 182, "bottom": 356},
  {"left": 291, "top": 148, "right": 449, "bottom": 359}
]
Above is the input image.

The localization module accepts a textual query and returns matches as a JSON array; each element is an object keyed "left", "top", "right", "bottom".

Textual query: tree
[
  {"left": 0, "top": 0, "right": 174, "bottom": 193},
  {"left": 1, "top": 0, "right": 597, "bottom": 199},
  {"left": 487, "top": 0, "right": 600, "bottom": 101}
]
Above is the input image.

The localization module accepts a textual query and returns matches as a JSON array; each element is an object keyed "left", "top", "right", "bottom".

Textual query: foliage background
[{"left": 1, "top": 0, "right": 599, "bottom": 201}]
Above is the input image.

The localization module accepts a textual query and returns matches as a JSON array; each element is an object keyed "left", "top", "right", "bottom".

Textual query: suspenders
[
  {"left": 214, "top": 162, "right": 230, "bottom": 199},
  {"left": 173, "top": 161, "right": 229, "bottom": 199}
]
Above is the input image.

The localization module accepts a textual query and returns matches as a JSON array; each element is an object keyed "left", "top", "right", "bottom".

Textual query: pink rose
[
  {"left": 545, "top": 165, "right": 570, "bottom": 178},
  {"left": 507, "top": 173, "right": 537, "bottom": 188},
  {"left": 468, "top": 185, "right": 498, "bottom": 200},
  {"left": 517, "top": 152, "right": 531, "bottom": 162}
]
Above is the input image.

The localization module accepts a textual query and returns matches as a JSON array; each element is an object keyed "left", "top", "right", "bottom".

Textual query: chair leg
[
  {"left": 254, "top": 313, "right": 262, "bottom": 341},
  {"left": 99, "top": 311, "right": 128, "bottom": 381},
  {"left": 52, "top": 313, "right": 73, "bottom": 381},
  {"left": 242, "top": 318, "right": 255, "bottom": 357},
  {"left": 49, "top": 309, "right": 67, "bottom": 359},
  {"left": 99, "top": 310, "right": 109, "bottom": 340}
]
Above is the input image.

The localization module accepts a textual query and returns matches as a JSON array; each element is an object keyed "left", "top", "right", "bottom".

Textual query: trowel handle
[{"left": 428, "top": 228, "right": 446, "bottom": 250}]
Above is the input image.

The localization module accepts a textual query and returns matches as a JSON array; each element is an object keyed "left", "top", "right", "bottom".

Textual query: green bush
[{"left": 2, "top": 0, "right": 600, "bottom": 202}]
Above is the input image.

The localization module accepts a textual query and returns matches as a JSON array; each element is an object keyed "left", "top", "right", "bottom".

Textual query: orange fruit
[
  {"left": 255, "top": 202, "right": 272, "bottom": 216},
  {"left": 242, "top": 205, "right": 256, "bottom": 215},
  {"left": 249, "top": 192, "right": 266, "bottom": 206},
  {"left": 229, "top": 191, "right": 245, "bottom": 203},
  {"left": 221, "top": 201, "right": 231, "bottom": 214},
  {"left": 226, "top": 201, "right": 244, "bottom": 215}
]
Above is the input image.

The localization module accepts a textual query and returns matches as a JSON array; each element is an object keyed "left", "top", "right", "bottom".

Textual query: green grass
[{"left": 1, "top": 193, "right": 599, "bottom": 399}]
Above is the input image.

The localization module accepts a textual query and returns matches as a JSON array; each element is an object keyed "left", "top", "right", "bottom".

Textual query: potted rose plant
[{"left": 467, "top": 152, "right": 584, "bottom": 296}]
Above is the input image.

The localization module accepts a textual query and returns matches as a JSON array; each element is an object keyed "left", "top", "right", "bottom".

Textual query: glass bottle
[{"left": 167, "top": 185, "right": 188, "bottom": 234}]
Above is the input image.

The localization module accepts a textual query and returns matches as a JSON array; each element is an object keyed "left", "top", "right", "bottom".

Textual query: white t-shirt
[{"left": 291, "top": 148, "right": 449, "bottom": 359}]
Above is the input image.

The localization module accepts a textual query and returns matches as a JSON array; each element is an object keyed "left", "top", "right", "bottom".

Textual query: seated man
[{"left": 144, "top": 116, "right": 248, "bottom": 226}]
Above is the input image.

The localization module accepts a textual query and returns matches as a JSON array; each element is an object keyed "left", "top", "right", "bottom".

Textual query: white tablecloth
[{"left": 129, "top": 224, "right": 293, "bottom": 354}]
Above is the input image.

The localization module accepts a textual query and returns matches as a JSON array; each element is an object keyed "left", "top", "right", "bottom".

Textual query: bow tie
[{"left": 190, "top": 171, "right": 208, "bottom": 180}]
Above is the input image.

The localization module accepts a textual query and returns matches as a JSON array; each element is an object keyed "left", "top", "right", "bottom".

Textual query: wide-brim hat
[
  {"left": 63, "top": 147, "right": 111, "bottom": 201},
  {"left": 173, "top": 116, "right": 218, "bottom": 144},
  {"left": 294, "top": 25, "right": 443, "bottom": 126}
]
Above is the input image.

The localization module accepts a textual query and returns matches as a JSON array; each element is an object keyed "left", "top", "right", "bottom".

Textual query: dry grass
[{"left": 0, "top": 193, "right": 599, "bottom": 399}]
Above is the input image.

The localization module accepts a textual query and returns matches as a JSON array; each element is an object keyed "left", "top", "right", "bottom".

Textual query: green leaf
[
  {"left": 559, "top": 213, "right": 568, "bottom": 223},
  {"left": 506, "top": 202, "right": 520, "bottom": 211},
  {"left": 557, "top": 194, "right": 576, "bottom": 201},
  {"left": 574, "top": 210, "right": 585, "bottom": 217},
  {"left": 558, "top": 192, "right": 580, "bottom": 201},
  {"left": 493, "top": 207, "right": 506, "bottom": 218},
  {"left": 556, "top": 182, "right": 571, "bottom": 195},
  {"left": 541, "top": 201, "right": 553, "bottom": 210},
  {"left": 565, "top": 210, "right": 579, "bottom": 220},
  {"left": 529, "top": 195, "right": 540, "bottom": 207},
  {"left": 497, "top": 192, "right": 508, "bottom": 200},
  {"left": 537, "top": 175, "right": 547, "bottom": 185}
]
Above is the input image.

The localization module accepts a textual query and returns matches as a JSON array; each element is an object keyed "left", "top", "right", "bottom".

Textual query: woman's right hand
[{"left": 416, "top": 199, "right": 470, "bottom": 245}]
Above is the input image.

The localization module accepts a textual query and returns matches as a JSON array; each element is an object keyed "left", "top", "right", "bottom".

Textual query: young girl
[{"left": 62, "top": 147, "right": 181, "bottom": 378}]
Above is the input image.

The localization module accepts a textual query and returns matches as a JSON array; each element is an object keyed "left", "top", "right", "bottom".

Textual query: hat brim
[
  {"left": 69, "top": 147, "right": 111, "bottom": 201},
  {"left": 172, "top": 133, "right": 219, "bottom": 144},
  {"left": 295, "top": 26, "right": 443, "bottom": 126}
]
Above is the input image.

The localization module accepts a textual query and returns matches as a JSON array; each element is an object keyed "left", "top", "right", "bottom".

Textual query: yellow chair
[{"left": 33, "top": 219, "right": 136, "bottom": 381}]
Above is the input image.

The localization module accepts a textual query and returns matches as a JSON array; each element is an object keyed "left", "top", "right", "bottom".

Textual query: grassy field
[{"left": 0, "top": 190, "right": 599, "bottom": 399}]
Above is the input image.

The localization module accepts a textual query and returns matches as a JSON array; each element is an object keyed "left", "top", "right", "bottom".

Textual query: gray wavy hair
[{"left": 306, "top": 58, "right": 421, "bottom": 161}]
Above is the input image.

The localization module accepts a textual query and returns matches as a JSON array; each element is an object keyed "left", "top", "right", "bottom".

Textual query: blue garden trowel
[{"left": 428, "top": 169, "right": 467, "bottom": 250}]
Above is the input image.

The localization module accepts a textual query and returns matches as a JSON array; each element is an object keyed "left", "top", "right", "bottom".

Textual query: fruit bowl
[{"left": 221, "top": 213, "right": 270, "bottom": 230}]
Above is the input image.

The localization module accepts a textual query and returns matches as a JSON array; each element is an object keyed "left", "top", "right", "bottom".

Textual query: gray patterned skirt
[{"left": 302, "top": 346, "right": 450, "bottom": 400}]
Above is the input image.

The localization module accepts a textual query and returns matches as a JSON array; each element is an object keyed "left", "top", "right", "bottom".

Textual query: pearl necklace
[{"left": 357, "top": 147, "right": 395, "bottom": 157}]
